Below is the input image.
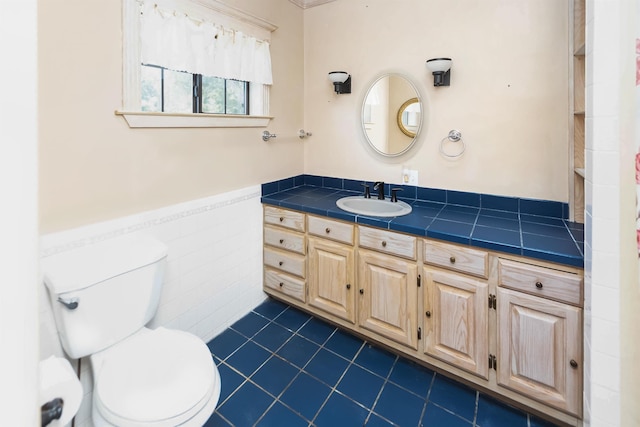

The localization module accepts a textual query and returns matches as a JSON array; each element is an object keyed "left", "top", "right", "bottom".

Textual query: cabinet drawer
[
  {"left": 265, "top": 268, "right": 306, "bottom": 303},
  {"left": 264, "top": 226, "right": 305, "bottom": 254},
  {"left": 424, "top": 240, "right": 488, "bottom": 278},
  {"left": 498, "top": 259, "right": 583, "bottom": 306},
  {"left": 264, "top": 206, "right": 306, "bottom": 232},
  {"left": 358, "top": 226, "right": 416, "bottom": 260},
  {"left": 308, "top": 216, "right": 354, "bottom": 245},
  {"left": 264, "top": 247, "right": 306, "bottom": 278}
]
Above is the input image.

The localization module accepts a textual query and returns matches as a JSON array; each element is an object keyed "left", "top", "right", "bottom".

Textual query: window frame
[
  {"left": 117, "top": 0, "right": 276, "bottom": 128},
  {"left": 141, "top": 64, "right": 250, "bottom": 115}
]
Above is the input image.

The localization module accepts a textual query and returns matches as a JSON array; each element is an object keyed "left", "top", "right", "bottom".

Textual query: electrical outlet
[{"left": 402, "top": 168, "right": 418, "bottom": 186}]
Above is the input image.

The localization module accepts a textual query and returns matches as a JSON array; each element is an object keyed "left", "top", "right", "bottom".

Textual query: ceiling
[{"left": 288, "top": 0, "right": 336, "bottom": 9}]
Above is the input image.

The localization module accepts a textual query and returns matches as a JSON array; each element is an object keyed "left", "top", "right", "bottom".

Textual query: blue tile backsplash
[{"left": 261, "top": 174, "right": 584, "bottom": 268}]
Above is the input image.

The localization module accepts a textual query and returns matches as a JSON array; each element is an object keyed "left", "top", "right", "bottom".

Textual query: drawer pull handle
[
  {"left": 279, "top": 239, "right": 284, "bottom": 244},
  {"left": 325, "top": 227, "right": 331, "bottom": 234},
  {"left": 279, "top": 216, "right": 284, "bottom": 222},
  {"left": 425, "top": 311, "right": 431, "bottom": 318},
  {"left": 279, "top": 282, "right": 284, "bottom": 287},
  {"left": 381, "top": 241, "right": 387, "bottom": 247},
  {"left": 346, "top": 284, "right": 351, "bottom": 290},
  {"left": 279, "top": 261, "right": 283, "bottom": 266},
  {"left": 449, "top": 256, "right": 456, "bottom": 264},
  {"left": 359, "top": 289, "right": 364, "bottom": 294},
  {"left": 570, "top": 359, "right": 578, "bottom": 369},
  {"left": 535, "top": 281, "right": 543, "bottom": 289}
]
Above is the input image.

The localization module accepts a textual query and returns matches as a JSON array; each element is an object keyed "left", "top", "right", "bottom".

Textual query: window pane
[
  {"left": 141, "top": 65, "right": 161, "bottom": 112},
  {"left": 164, "top": 69, "right": 192, "bottom": 113},
  {"left": 226, "top": 80, "right": 247, "bottom": 114},
  {"left": 202, "top": 76, "right": 225, "bottom": 114}
]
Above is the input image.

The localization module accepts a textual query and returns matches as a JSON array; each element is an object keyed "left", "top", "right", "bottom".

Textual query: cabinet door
[
  {"left": 308, "top": 237, "right": 356, "bottom": 323},
  {"left": 497, "top": 288, "right": 582, "bottom": 416},
  {"left": 423, "top": 269, "right": 489, "bottom": 379},
  {"left": 357, "top": 249, "right": 418, "bottom": 349}
]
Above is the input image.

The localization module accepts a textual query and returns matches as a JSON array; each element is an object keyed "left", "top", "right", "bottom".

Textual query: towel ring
[{"left": 439, "top": 130, "right": 465, "bottom": 159}]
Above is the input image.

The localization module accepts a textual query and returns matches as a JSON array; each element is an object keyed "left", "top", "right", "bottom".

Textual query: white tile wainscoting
[{"left": 39, "top": 185, "right": 266, "bottom": 427}]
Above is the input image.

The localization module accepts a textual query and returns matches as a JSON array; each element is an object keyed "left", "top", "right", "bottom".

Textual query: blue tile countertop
[{"left": 262, "top": 175, "right": 584, "bottom": 268}]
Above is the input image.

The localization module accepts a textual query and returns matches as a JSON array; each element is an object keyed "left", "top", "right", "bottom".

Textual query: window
[
  {"left": 119, "top": 0, "right": 277, "bottom": 128},
  {"left": 141, "top": 64, "right": 249, "bottom": 115}
]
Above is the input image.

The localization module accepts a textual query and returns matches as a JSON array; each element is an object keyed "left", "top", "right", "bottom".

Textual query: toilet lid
[{"left": 95, "top": 328, "right": 216, "bottom": 425}]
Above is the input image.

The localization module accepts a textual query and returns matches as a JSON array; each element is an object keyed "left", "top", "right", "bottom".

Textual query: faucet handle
[
  {"left": 391, "top": 188, "right": 403, "bottom": 203},
  {"left": 361, "top": 183, "right": 371, "bottom": 199}
]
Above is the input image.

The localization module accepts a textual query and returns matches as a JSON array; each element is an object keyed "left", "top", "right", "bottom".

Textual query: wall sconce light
[
  {"left": 426, "top": 58, "right": 452, "bottom": 86},
  {"left": 328, "top": 71, "right": 351, "bottom": 94}
]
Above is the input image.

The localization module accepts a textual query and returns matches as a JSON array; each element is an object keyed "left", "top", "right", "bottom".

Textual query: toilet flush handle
[{"left": 57, "top": 296, "right": 79, "bottom": 310}]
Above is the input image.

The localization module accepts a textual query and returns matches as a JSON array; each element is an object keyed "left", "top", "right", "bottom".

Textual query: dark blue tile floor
[{"left": 205, "top": 299, "right": 560, "bottom": 427}]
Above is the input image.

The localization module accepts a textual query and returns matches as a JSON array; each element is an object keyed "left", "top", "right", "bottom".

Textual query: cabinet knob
[
  {"left": 426, "top": 311, "right": 431, "bottom": 318},
  {"left": 381, "top": 241, "right": 387, "bottom": 247},
  {"left": 325, "top": 227, "right": 331, "bottom": 234},
  {"left": 279, "top": 282, "right": 284, "bottom": 288},
  {"left": 279, "top": 239, "right": 284, "bottom": 244},
  {"left": 359, "top": 289, "right": 364, "bottom": 294},
  {"left": 570, "top": 359, "right": 578, "bottom": 369},
  {"left": 535, "top": 281, "right": 543, "bottom": 289},
  {"left": 278, "top": 261, "right": 283, "bottom": 266},
  {"left": 279, "top": 216, "right": 284, "bottom": 222},
  {"left": 449, "top": 256, "right": 456, "bottom": 264},
  {"left": 346, "top": 284, "right": 351, "bottom": 290}
]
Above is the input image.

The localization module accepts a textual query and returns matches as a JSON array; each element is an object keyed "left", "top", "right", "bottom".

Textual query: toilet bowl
[
  {"left": 91, "top": 328, "right": 220, "bottom": 427},
  {"left": 42, "top": 235, "right": 221, "bottom": 427}
]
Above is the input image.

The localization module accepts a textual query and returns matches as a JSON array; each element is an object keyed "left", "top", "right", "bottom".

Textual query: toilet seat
[{"left": 93, "top": 327, "right": 219, "bottom": 427}]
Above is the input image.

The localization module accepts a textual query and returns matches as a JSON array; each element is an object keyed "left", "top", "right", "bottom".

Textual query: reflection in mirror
[
  {"left": 362, "top": 74, "right": 423, "bottom": 157},
  {"left": 397, "top": 98, "right": 420, "bottom": 138}
]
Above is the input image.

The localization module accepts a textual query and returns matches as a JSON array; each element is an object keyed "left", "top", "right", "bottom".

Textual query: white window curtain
[{"left": 140, "top": 1, "right": 273, "bottom": 85}]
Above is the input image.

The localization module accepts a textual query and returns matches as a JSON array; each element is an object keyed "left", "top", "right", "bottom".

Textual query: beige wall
[
  {"left": 39, "top": 0, "right": 570, "bottom": 233},
  {"left": 38, "top": 0, "right": 305, "bottom": 233},
  {"left": 303, "top": 0, "right": 569, "bottom": 201}
]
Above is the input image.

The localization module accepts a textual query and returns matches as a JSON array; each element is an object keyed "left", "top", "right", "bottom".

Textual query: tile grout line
[
  {"left": 307, "top": 328, "right": 379, "bottom": 426},
  {"left": 362, "top": 355, "right": 400, "bottom": 426}
]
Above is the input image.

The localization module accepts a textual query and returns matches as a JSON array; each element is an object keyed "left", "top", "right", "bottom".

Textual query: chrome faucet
[{"left": 373, "top": 182, "right": 385, "bottom": 200}]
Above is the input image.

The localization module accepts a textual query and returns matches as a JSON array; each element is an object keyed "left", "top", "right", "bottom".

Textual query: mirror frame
[
  {"left": 360, "top": 73, "right": 424, "bottom": 158},
  {"left": 397, "top": 97, "right": 419, "bottom": 138}
]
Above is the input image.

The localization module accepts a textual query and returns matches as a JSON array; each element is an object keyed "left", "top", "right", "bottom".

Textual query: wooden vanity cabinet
[
  {"left": 497, "top": 259, "right": 583, "bottom": 416},
  {"left": 422, "top": 240, "right": 490, "bottom": 379},
  {"left": 263, "top": 207, "right": 307, "bottom": 303},
  {"left": 356, "top": 227, "right": 419, "bottom": 350},
  {"left": 262, "top": 206, "right": 584, "bottom": 425},
  {"left": 307, "top": 216, "right": 356, "bottom": 323}
]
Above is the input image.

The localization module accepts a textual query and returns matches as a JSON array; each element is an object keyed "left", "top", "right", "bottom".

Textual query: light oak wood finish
[
  {"left": 264, "top": 206, "right": 306, "bottom": 231},
  {"left": 264, "top": 268, "right": 306, "bottom": 302},
  {"left": 308, "top": 237, "right": 356, "bottom": 323},
  {"left": 357, "top": 249, "right": 419, "bottom": 350},
  {"left": 264, "top": 225, "right": 306, "bottom": 254},
  {"left": 308, "top": 216, "right": 354, "bottom": 245},
  {"left": 497, "top": 288, "right": 582, "bottom": 416},
  {"left": 573, "top": 0, "right": 585, "bottom": 54},
  {"left": 569, "top": 0, "right": 585, "bottom": 223},
  {"left": 498, "top": 259, "right": 583, "bottom": 306},
  {"left": 264, "top": 247, "right": 306, "bottom": 278},
  {"left": 423, "top": 269, "right": 489, "bottom": 379},
  {"left": 424, "top": 240, "right": 489, "bottom": 279},
  {"left": 262, "top": 207, "right": 584, "bottom": 426},
  {"left": 359, "top": 226, "right": 417, "bottom": 260}
]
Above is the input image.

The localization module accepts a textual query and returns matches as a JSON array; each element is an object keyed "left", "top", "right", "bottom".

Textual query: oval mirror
[{"left": 361, "top": 74, "right": 423, "bottom": 157}]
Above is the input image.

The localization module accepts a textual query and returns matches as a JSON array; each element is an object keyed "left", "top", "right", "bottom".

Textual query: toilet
[{"left": 42, "top": 234, "right": 221, "bottom": 427}]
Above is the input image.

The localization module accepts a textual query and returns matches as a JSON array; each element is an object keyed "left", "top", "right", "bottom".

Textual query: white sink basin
[{"left": 336, "top": 196, "right": 412, "bottom": 217}]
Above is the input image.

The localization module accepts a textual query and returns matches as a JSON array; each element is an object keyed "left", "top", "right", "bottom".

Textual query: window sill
[{"left": 115, "top": 111, "right": 272, "bottom": 128}]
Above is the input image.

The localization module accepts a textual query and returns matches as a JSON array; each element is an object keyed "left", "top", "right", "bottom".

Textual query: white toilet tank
[{"left": 42, "top": 235, "right": 168, "bottom": 359}]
